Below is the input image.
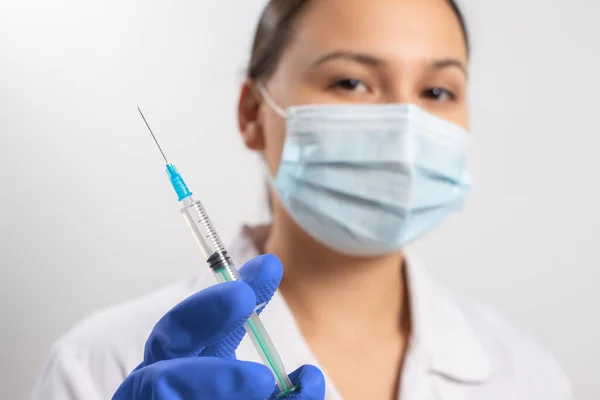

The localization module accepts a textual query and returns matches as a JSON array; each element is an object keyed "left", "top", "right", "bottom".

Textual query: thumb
[
  {"left": 238, "top": 254, "right": 283, "bottom": 313},
  {"left": 201, "top": 254, "right": 283, "bottom": 358},
  {"left": 270, "top": 365, "right": 326, "bottom": 400}
]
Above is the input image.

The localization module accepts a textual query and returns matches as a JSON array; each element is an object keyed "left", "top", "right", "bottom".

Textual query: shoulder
[
  {"left": 446, "top": 288, "right": 572, "bottom": 398},
  {"left": 32, "top": 275, "right": 211, "bottom": 400},
  {"left": 32, "top": 230, "right": 258, "bottom": 399},
  {"left": 60, "top": 276, "right": 207, "bottom": 349}
]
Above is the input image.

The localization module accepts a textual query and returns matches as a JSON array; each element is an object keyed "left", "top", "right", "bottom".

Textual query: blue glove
[{"left": 112, "top": 254, "right": 325, "bottom": 400}]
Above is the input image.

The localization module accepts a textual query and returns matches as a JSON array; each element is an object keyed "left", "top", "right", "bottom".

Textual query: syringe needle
[{"left": 137, "top": 106, "right": 169, "bottom": 164}]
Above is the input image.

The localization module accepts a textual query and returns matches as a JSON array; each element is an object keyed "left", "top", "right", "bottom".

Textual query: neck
[{"left": 262, "top": 212, "right": 409, "bottom": 341}]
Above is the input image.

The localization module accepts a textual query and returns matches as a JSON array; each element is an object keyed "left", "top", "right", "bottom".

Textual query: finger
[
  {"left": 113, "top": 358, "right": 275, "bottom": 400},
  {"left": 144, "top": 281, "right": 256, "bottom": 365},
  {"left": 201, "top": 254, "right": 283, "bottom": 358},
  {"left": 270, "top": 365, "right": 325, "bottom": 400},
  {"left": 239, "top": 254, "right": 283, "bottom": 313}
]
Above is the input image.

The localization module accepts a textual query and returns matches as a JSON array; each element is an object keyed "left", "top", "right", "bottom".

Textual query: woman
[{"left": 33, "top": 0, "right": 572, "bottom": 399}]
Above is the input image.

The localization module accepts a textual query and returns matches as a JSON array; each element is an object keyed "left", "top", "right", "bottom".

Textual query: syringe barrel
[{"left": 180, "top": 197, "right": 227, "bottom": 263}]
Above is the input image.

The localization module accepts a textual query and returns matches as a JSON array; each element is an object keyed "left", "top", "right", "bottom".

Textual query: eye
[
  {"left": 329, "top": 78, "right": 369, "bottom": 93},
  {"left": 421, "top": 87, "right": 457, "bottom": 103}
]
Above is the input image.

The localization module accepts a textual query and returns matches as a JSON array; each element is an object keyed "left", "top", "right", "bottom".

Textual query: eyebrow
[
  {"left": 431, "top": 58, "right": 468, "bottom": 77},
  {"left": 311, "top": 51, "right": 468, "bottom": 77},
  {"left": 311, "top": 51, "right": 385, "bottom": 68}
]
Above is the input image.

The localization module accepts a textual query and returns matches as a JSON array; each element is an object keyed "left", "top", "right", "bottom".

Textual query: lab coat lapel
[
  {"left": 430, "top": 379, "right": 477, "bottom": 400},
  {"left": 399, "top": 253, "right": 495, "bottom": 400},
  {"left": 398, "top": 340, "right": 437, "bottom": 400}
]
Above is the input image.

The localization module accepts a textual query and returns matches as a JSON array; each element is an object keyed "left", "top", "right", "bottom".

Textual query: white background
[{"left": 0, "top": 0, "right": 598, "bottom": 398}]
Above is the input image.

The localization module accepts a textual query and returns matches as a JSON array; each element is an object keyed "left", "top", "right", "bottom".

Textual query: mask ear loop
[
  {"left": 253, "top": 83, "right": 284, "bottom": 216},
  {"left": 256, "top": 82, "right": 288, "bottom": 118}
]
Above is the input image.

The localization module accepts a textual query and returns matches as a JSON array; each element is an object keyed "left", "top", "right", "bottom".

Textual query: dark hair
[{"left": 247, "top": 0, "right": 470, "bottom": 82}]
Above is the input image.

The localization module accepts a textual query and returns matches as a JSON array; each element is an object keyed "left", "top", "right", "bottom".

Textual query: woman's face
[{"left": 239, "top": 0, "right": 469, "bottom": 180}]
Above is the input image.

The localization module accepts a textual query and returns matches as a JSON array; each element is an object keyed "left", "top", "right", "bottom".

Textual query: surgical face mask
[{"left": 258, "top": 84, "right": 472, "bottom": 256}]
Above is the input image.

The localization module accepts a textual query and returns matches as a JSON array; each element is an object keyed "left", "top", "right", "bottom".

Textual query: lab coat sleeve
[{"left": 31, "top": 343, "right": 103, "bottom": 400}]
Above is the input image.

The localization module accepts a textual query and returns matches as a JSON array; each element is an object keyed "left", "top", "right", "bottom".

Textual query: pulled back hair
[{"left": 247, "top": 0, "right": 470, "bottom": 82}]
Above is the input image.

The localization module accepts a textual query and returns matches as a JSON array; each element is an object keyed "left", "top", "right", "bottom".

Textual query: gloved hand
[{"left": 112, "top": 254, "right": 325, "bottom": 400}]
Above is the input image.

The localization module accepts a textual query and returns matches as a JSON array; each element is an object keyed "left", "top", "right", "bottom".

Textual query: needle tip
[{"left": 136, "top": 106, "right": 169, "bottom": 164}]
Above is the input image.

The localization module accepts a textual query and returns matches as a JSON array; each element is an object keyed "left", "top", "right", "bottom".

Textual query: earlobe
[
  {"left": 242, "top": 122, "right": 265, "bottom": 151},
  {"left": 237, "top": 81, "right": 266, "bottom": 151}
]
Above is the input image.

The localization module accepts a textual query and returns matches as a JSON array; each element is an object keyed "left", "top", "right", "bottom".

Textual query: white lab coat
[{"left": 32, "top": 228, "right": 572, "bottom": 399}]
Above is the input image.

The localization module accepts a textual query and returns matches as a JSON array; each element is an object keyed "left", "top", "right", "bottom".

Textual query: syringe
[{"left": 137, "top": 107, "right": 298, "bottom": 397}]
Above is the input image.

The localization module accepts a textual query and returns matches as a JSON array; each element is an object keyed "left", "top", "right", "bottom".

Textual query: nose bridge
[{"left": 381, "top": 71, "right": 418, "bottom": 104}]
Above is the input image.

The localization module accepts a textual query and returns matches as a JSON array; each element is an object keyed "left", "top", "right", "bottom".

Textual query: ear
[{"left": 237, "top": 80, "right": 265, "bottom": 151}]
